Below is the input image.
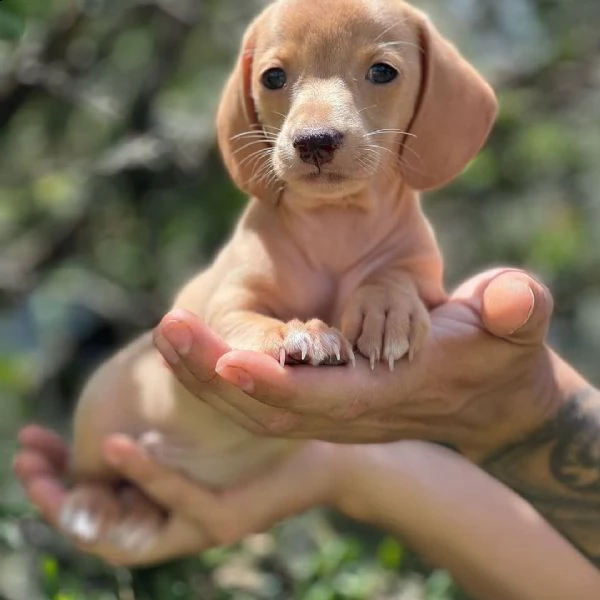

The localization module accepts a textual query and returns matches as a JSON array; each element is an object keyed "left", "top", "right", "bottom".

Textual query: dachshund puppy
[{"left": 60, "top": 0, "right": 497, "bottom": 560}]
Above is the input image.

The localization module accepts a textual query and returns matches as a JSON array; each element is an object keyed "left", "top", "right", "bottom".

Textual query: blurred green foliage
[{"left": 1, "top": 0, "right": 599, "bottom": 598}]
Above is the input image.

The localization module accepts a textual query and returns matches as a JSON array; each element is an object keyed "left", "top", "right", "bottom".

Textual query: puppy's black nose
[{"left": 292, "top": 129, "right": 344, "bottom": 166}]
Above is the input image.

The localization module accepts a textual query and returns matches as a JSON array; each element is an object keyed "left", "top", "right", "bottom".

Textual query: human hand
[
  {"left": 155, "top": 269, "right": 586, "bottom": 460},
  {"left": 15, "top": 428, "right": 600, "bottom": 599},
  {"left": 13, "top": 425, "right": 338, "bottom": 567}
]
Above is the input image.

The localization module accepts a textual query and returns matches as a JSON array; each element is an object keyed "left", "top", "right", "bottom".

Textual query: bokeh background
[{"left": 1, "top": 0, "right": 599, "bottom": 598}]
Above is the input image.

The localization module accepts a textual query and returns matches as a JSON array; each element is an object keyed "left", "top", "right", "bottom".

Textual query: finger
[
  {"left": 172, "top": 355, "right": 272, "bottom": 434},
  {"left": 102, "top": 436, "right": 223, "bottom": 518},
  {"left": 13, "top": 451, "right": 61, "bottom": 482},
  {"left": 217, "top": 349, "right": 397, "bottom": 417},
  {"left": 108, "top": 436, "right": 333, "bottom": 547},
  {"left": 154, "top": 312, "right": 288, "bottom": 435},
  {"left": 154, "top": 309, "right": 229, "bottom": 377},
  {"left": 117, "top": 516, "right": 208, "bottom": 566},
  {"left": 450, "top": 268, "right": 553, "bottom": 344},
  {"left": 482, "top": 272, "right": 553, "bottom": 345},
  {"left": 450, "top": 267, "right": 515, "bottom": 302},
  {"left": 23, "top": 477, "right": 69, "bottom": 528},
  {"left": 17, "top": 425, "right": 69, "bottom": 471}
]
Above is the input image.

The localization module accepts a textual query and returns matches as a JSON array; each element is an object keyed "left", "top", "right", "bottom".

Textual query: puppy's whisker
[
  {"left": 230, "top": 128, "right": 279, "bottom": 144},
  {"left": 357, "top": 148, "right": 381, "bottom": 177},
  {"left": 362, "top": 146, "right": 396, "bottom": 182},
  {"left": 230, "top": 131, "right": 273, "bottom": 143},
  {"left": 398, "top": 142, "right": 422, "bottom": 163},
  {"left": 366, "top": 129, "right": 417, "bottom": 139},
  {"left": 364, "top": 143, "right": 395, "bottom": 159},
  {"left": 229, "top": 131, "right": 264, "bottom": 141},
  {"left": 374, "top": 17, "right": 408, "bottom": 42},
  {"left": 396, "top": 154, "right": 427, "bottom": 177},
  {"left": 238, "top": 148, "right": 274, "bottom": 170},
  {"left": 358, "top": 104, "right": 378, "bottom": 114},
  {"left": 231, "top": 131, "right": 277, "bottom": 141},
  {"left": 262, "top": 123, "right": 283, "bottom": 134},
  {"left": 379, "top": 40, "right": 423, "bottom": 54},
  {"left": 248, "top": 151, "right": 277, "bottom": 186},
  {"left": 366, "top": 133, "right": 422, "bottom": 163},
  {"left": 232, "top": 139, "right": 274, "bottom": 156},
  {"left": 362, "top": 143, "right": 419, "bottom": 182}
]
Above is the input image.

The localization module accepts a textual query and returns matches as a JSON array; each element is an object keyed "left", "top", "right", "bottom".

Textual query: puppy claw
[
  {"left": 301, "top": 341, "right": 308, "bottom": 361},
  {"left": 388, "top": 355, "right": 395, "bottom": 372},
  {"left": 349, "top": 347, "right": 356, "bottom": 367},
  {"left": 276, "top": 320, "right": 352, "bottom": 367},
  {"left": 370, "top": 354, "right": 376, "bottom": 371}
]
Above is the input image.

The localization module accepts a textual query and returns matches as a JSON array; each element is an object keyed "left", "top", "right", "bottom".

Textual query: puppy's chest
[
  {"left": 264, "top": 209, "right": 405, "bottom": 325},
  {"left": 271, "top": 263, "right": 377, "bottom": 327},
  {"left": 273, "top": 271, "right": 339, "bottom": 324}
]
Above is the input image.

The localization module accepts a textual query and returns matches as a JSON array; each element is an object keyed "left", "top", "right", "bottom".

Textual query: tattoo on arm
[{"left": 482, "top": 388, "right": 600, "bottom": 567}]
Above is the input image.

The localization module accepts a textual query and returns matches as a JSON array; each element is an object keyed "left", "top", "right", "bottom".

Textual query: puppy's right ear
[{"left": 216, "top": 13, "right": 281, "bottom": 203}]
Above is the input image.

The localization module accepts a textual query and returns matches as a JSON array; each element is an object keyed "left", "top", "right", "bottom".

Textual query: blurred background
[{"left": 0, "top": 0, "right": 599, "bottom": 598}]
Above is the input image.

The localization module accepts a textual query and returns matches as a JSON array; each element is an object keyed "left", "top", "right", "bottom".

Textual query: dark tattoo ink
[{"left": 483, "top": 388, "right": 600, "bottom": 566}]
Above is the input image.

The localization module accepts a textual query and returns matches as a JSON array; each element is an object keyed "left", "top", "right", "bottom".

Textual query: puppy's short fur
[{"left": 61, "top": 0, "right": 497, "bottom": 560}]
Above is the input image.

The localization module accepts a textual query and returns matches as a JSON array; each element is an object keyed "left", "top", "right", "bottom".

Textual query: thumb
[{"left": 451, "top": 269, "right": 554, "bottom": 345}]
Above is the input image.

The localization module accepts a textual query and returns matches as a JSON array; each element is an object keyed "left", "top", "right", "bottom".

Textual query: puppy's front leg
[
  {"left": 341, "top": 269, "right": 431, "bottom": 370},
  {"left": 207, "top": 308, "right": 355, "bottom": 367}
]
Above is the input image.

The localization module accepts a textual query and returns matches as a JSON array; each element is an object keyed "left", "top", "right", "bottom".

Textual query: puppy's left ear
[
  {"left": 216, "top": 10, "right": 281, "bottom": 202},
  {"left": 400, "top": 8, "right": 498, "bottom": 191}
]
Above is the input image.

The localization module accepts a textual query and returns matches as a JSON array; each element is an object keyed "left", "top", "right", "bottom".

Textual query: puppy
[{"left": 60, "top": 0, "right": 497, "bottom": 560}]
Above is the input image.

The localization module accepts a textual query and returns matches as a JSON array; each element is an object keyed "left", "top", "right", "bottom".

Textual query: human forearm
[
  {"left": 334, "top": 441, "right": 600, "bottom": 600},
  {"left": 482, "top": 350, "right": 600, "bottom": 566}
]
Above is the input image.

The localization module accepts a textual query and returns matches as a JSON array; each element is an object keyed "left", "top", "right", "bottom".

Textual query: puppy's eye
[
  {"left": 261, "top": 67, "right": 287, "bottom": 90},
  {"left": 367, "top": 63, "right": 399, "bottom": 85}
]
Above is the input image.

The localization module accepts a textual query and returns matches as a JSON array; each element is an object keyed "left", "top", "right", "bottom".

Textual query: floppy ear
[
  {"left": 216, "top": 13, "right": 281, "bottom": 202},
  {"left": 400, "top": 8, "right": 498, "bottom": 191}
]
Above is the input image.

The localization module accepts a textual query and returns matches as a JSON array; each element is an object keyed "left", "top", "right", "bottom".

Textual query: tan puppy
[{"left": 60, "top": 0, "right": 497, "bottom": 559}]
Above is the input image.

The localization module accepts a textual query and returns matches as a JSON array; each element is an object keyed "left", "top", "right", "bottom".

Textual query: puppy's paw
[
  {"left": 269, "top": 319, "right": 355, "bottom": 367},
  {"left": 60, "top": 483, "right": 164, "bottom": 554},
  {"left": 342, "top": 287, "right": 430, "bottom": 370}
]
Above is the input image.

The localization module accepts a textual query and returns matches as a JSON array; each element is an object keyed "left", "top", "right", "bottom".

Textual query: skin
[
  {"left": 14, "top": 269, "right": 600, "bottom": 599},
  {"left": 159, "top": 268, "right": 600, "bottom": 567}
]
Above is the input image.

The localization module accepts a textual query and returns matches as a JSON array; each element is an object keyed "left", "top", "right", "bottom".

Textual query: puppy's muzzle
[{"left": 292, "top": 128, "right": 344, "bottom": 167}]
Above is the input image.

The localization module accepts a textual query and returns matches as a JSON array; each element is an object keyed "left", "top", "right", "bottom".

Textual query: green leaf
[
  {"left": 377, "top": 537, "right": 405, "bottom": 570},
  {"left": 0, "top": 8, "right": 25, "bottom": 41}
]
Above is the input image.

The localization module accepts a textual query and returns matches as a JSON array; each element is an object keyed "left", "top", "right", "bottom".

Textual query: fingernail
[
  {"left": 154, "top": 333, "right": 180, "bottom": 365},
  {"left": 216, "top": 365, "right": 254, "bottom": 394},
  {"left": 509, "top": 283, "right": 536, "bottom": 334},
  {"left": 163, "top": 322, "right": 193, "bottom": 356},
  {"left": 512, "top": 282, "right": 535, "bottom": 333}
]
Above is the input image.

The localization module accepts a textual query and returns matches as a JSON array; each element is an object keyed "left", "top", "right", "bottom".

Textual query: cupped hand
[
  {"left": 155, "top": 269, "right": 566, "bottom": 460},
  {"left": 13, "top": 425, "right": 338, "bottom": 567}
]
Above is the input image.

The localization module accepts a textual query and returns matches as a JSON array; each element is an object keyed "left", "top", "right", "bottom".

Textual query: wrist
[{"left": 479, "top": 356, "right": 600, "bottom": 565}]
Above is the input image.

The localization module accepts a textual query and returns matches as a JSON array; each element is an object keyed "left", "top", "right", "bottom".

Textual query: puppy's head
[{"left": 217, "top": 0, "right": 497, "bottom": 205}]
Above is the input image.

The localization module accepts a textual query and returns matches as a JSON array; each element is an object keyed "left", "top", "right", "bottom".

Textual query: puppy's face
[
  {"left": 253, "top": 0, "right": 422, "bottom": 200},
  {"left": 217, "top": 0, "right": 497, "bottom": 204}
]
